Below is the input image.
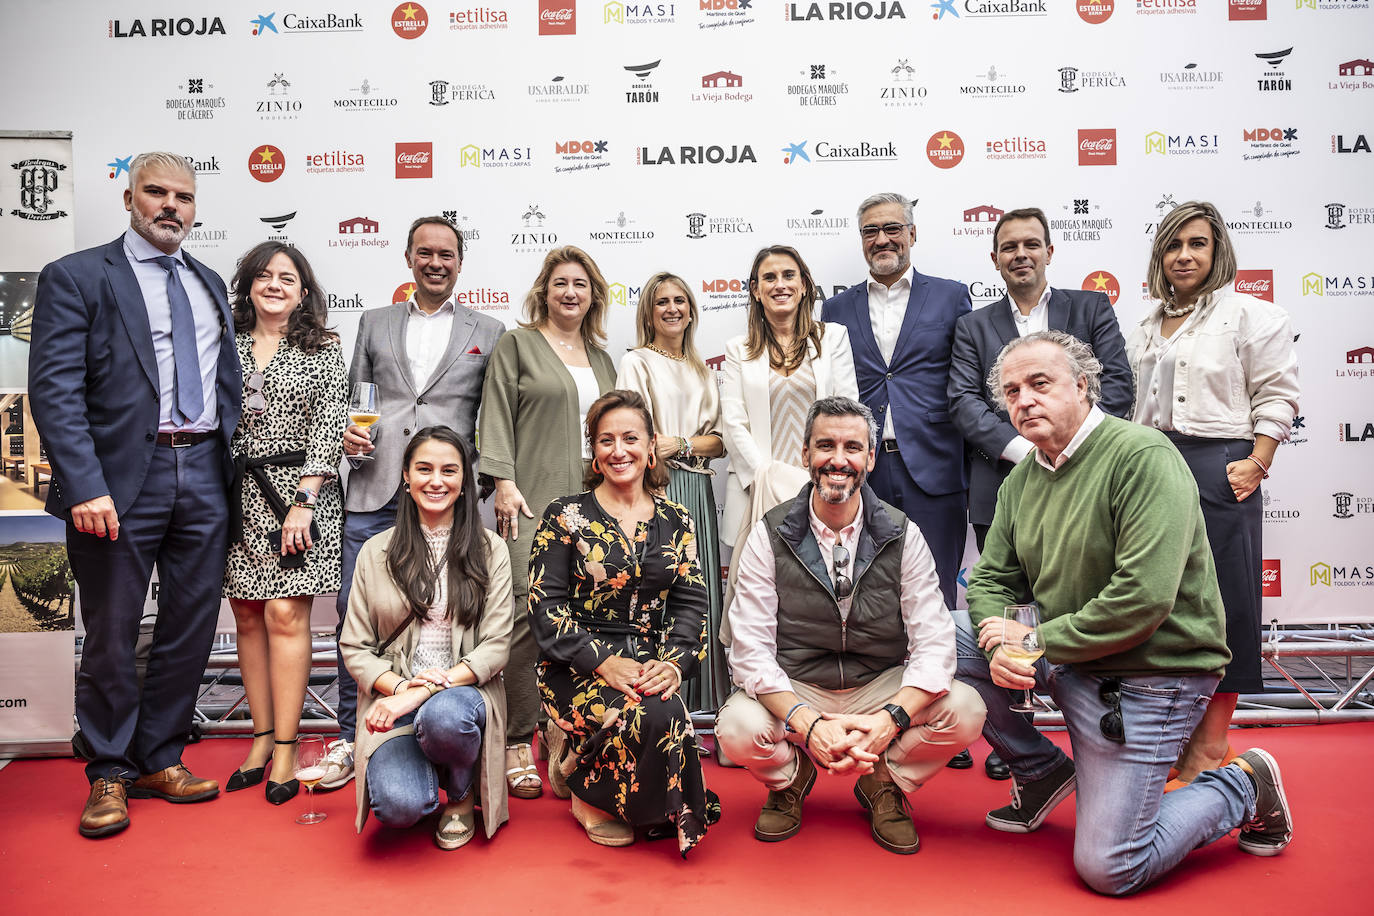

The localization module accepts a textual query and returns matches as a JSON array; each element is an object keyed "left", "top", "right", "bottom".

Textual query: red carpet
[{"left": 1, "top": 725, "right": 1366, "bottom": 913}]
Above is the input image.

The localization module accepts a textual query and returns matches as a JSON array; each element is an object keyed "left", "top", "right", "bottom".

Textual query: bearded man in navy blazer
[
  {"left": 821, "top": 192, "right": 970, "bottom": 611},
  {"left": 30, "top": 152, "right": 241, "bottom": 838}
]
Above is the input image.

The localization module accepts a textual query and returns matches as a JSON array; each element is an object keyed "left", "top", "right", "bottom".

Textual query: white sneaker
[{"left": 317, "top": 739, "right": 354, "bottom": 790}]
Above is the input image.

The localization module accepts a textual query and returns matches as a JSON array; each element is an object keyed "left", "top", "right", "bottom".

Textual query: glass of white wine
[
  {"left": 1002, "top": 603, "right": 1050, "bottom": 713},
  {"left": 348, "top": 382, "right": 380, "bottom": 462},
  {"left": 294, "top": 735, "right": 328, "bottom": 825}
]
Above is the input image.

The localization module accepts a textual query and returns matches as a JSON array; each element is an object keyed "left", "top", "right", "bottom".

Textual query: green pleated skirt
[{"left": 665, "top": 466, "right": 727, "bottom": 713}]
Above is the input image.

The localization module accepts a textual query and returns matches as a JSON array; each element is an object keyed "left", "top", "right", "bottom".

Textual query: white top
[
  {"left": 404, "top": 296, "right": 456, "bottom": 391},
  {"left": 567, "top": 364, "right": 601, "bottom": 459},
  {"left": 866, "top": 273, "right": 912, "bottom": 441},
  {"left": 727, "top": 492, "right": 955, "bottom": 699},
  {"left": 409, "top": 526, "right": 455, "bottom": 673},
  {"left": 1009, "top": 286, "right": 1052, "bottom": 337},
  {"left": 1132, "top": 310, "right": 1198, "bottom": 432},
  {"left": 615, "top": 348, "right": 723, "bottom": 469}
]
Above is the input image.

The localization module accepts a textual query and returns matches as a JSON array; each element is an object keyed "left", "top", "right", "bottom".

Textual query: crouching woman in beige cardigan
[{"left": 341, "top": 426, "right": 513, "bottom": 850}]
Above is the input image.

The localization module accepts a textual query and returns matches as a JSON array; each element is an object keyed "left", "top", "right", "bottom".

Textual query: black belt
[
  {"left": 157, "top": 430, "right": 217, "bottom": 447},
  {"left": 229, "top": 450, "right": 308, "bottom": 544},
  {"left": 881, "top": 440, "right": 900, "bottom": 454}
]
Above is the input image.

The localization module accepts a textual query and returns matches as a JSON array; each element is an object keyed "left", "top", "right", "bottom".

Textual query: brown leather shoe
[
  {"left": 854, "top": 773, "right": 919, "bottom": 855},
  {"left": 754, "top": 751, "right": 817, "bottom": 842},
  {"left": 80, "top": 777, "right": 130, "bottom": 838},
  {"left": 128, "top": 763, "right": 219, "bottom": 803}
]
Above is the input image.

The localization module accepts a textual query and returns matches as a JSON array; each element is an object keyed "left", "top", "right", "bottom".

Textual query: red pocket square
[{"left": 467, "top": 345, "right": 483, "bottom": 355}]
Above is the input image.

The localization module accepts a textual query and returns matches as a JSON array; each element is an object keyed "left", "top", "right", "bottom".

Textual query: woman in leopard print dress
[{"left": 222, "top": 242, "right": 347, "bottom": 803}]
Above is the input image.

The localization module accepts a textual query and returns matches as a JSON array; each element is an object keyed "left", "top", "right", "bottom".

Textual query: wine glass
[
  {"left": 294, "top": 735, "right": 328, "bottom": 825},
  {"left": 347, "top": 382, "right": 380, "bottom": 462},
  {"left": 1002, "top": 604, "right": 1050, "bottom": 713}
]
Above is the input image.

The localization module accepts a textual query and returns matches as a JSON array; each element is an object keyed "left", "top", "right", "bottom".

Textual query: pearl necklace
[
  {"left": 646, "top": 343, "right": 686, "bottom": 362},
  {"left": 1162, "top": 298, "right": 1198, "bottom": 318}
]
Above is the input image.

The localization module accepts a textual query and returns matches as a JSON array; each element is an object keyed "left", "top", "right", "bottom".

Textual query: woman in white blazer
[{"left": 720, "top": 245, "right": 859, "bottom": 560}]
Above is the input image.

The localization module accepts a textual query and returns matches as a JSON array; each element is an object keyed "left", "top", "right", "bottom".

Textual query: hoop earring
[
  {"left": 591, "top": 458, "right": 602, "bottom": 476},
  {"left": 647, "top": 453, "right": 657, "bottom": 469}
]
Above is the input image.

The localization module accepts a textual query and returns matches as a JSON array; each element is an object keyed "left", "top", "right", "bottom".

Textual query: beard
[
  {"left": 811, "top": 463, "right": 864, "bottom": 505},
  {"left": 131, "top": 206, "right": 188, "bottom": 249}
]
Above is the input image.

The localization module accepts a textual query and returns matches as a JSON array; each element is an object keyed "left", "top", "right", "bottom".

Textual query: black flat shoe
[
  {"left": 266, "top": 779, "right": 300, "bottom": 805},
  {"left": 985, "top": 751, "right": 1012, "bottom": 781},
  {"left": 946, "top": 749, "right": 974, "bottom": 770},
  {"left": 227, "top": 729, "right": 275, "bottom": 793}
]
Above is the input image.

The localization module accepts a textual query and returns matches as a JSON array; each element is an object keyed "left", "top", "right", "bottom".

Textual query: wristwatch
[{"left": 881, "top": 703, "right": 910, "bottom": 734}]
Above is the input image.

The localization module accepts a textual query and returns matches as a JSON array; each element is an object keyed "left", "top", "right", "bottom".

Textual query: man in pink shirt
[{"left": 716, "top": 396, "right": 986, "bottom": 854}]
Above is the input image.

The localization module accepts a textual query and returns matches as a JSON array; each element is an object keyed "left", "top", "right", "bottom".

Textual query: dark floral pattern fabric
[{"left": 528, "top": 491, "right": 718, "bottom": 855}]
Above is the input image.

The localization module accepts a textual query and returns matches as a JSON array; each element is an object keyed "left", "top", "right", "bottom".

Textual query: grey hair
[
  {"left": 804, "top": 396, "right": 879, "bottom": 453},
  {"left": 986, "top": 330, "right": 1103, "bottom": 411},
  {"left": 856, "top": 192, "right": 914, "bottom": 226},
  {"left": 128, "top": 151, "right": 196, "bottom": 190}
]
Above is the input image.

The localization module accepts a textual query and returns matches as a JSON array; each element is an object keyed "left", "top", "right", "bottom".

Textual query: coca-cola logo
[
  {"left": 395, "top": 141, "right": 434, "bottom": 179},
  {"left": 1229, "top": 0, "right": 1266, "bottom": 21},
  {"left": 1261, "top": 558, "right": 1281, "bottom": 597},
  {"left": 538, "top": 0, "right": 576, "bottom": 35},
  {"left": 1077, "top": 129, "right": 1117, "bottom": 166},
  {"left": 1235, "top": 269, "right": 1275, "bottom": 303}
]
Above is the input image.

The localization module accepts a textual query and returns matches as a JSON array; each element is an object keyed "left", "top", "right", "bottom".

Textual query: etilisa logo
[
  {"left": 694, "top": 71, "right": 752, "bottom": 103},
  {"left": 429, "top": 79, "right": 497, "bottom": 104},
  {"left": 334, "top": 78, "right": 400, "bottom": 113},
  {"left": 1241, "top": 127, "right": 1298, "bottom": 161},
  {"left": 589, "top": 211, "right": 655, "bottom": 245},
  {"left": 257, "top": 73, "right": 303, "bottom": 120},
  {"left": 1136, "top": 0, "right": 1196, "bottom": 16},
  {"left": 303, "top": 149, "right": 365, "bottom": 175},
  {"left": 168, "top": 77, "right": 226, "bottom": 121},
  {"left": 1254, "top": 47, "right": 1293, "bottom": 91},
  {"left": 248, "top": 144, "right": 286, "bottom": 182},
  {"left": 926, "top": 131, "right": 964, "bottom": 169},
  {"left": 1145, "top": 131, "right": 1220, "bottom": 157},
  {"left": 790, "top": 63, "right": 849, "bottom": 108},
  {"left": 685, "top": 211, "right": 754, "bottom": 240},
  {"left": 1333, "top": 134, "right": 1372, "bottom": 154},
  {"left": 638, "top": 143, "right": 757, "bottom": 165},
  {"left": 511, "top": 204, "right": 559, "bottom": 252},
  {"left": 882, "top": 60, "right": 928, "bottom": 108},
  {"left": 333, "top": 216, "right": 389, "bottom": 251},
  {"left": 528, "top": 74, "right": 591, "bottom": 103},
  {"left": 1078, "top": 0, "right": 1113, "bottom": 22},
  {"left": 251, "top": 11, "right": 365, "bottom": 34},
  {"left": 460, "top": 144, "right": 532, "bottom": 169},
  {"left": 1229, "top": 201, "right": 1293, "bottom": 237},
  {"left": 698, "top": 0, "right": 755, "bottom": 28},
  {"left": 449, "top": 7, "right": 509, "bottom": 30},
  {"left": 1053, "top": 198, "right": 1113, "bottom": 242},
  {"left": 553, "top": 138, "right": 610, "bottom": 174},
  {"left": 624, "top": 60, "right": 661, "bottom": 103},
  {"left": 1229, "top": 0, "right": 1265, "bottom": 20},
  {"left": 986, "top": 135, "right": 1047, "bottom": 161},
  {"left": 1059, "top": 67, "right": 1127, "bottom": 93},
  {"left": 392, "top": 3, "right": 429, "bottom": 37},
  {"left": 784, "top": 2, "right": 908, "bottom": 21},
  {"left": 1082, "top": 270, "right": 1120, "bottom": 305},
  {"left": 1078, "top": 129, "right": 1117, "bottom": 165},
  {"left": 1234, "top": 270, "right": 1274, "bottom": 302},
  {"left": 539, "top": 0, "right": 577, "bottom": 34},
  {"left": 1324, "top": 202, "right": 1374, "bottom": 230},
  {"left": 9, "top": 159, "right": 69, "bottom": 221},
  {"left": 960, "top": 65, "right": 1027, "bottom": 100},
  {"left": 110, "top": 16, "right": 226, "bottom": 38},
  {"left": 603, "top": 2, "right": 677, "bottom": 25},
  {"left": 395, "top": 142, "right": 433, "bottom": 179}
]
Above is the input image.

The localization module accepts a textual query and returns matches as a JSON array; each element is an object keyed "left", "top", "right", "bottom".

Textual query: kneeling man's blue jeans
[{"left": 366, "top": 686, "right": 486, "bottom": 828}]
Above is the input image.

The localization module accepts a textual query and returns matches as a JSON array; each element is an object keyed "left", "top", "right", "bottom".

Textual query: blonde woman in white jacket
[{"left": 1126, "top": 201, "right": 1298, "bottom": 789}]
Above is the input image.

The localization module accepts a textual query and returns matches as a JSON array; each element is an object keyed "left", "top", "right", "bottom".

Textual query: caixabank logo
[
  {"left": 784, "top": 2, "right": 908, "bottom": 20},
  {"left": 782, "top": 139, "right": 898, "bottom": 165},
  {"left": 250, "top": 11, "right": 364, "bottom": 35},
  {"left": 110, "top": 16, "right": 227, "bottom": 37},
  {"left": 637, "top": 143, "right": 757, "bottom": 165},
  {"left": 934, "top": 0, "right": 1047, "bottom": 19}
]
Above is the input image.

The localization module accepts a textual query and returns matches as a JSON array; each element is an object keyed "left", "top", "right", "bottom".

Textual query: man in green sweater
[{"left": 964, "top": 330, "right": 1293, "bottom": 896}]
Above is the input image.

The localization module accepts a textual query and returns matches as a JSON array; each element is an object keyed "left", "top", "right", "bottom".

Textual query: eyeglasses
[
  {"left": 832, "top": 544, "right": 853, "bottom": 599},
  {"left": 1098, "top": 677, "right": 1125, "bottom": 744},
  {"left": 245, "top": 371, "right": 267, "bottom": 415},
  {"left": 859, "top": 222, "right": 911, "bottom": 241}
]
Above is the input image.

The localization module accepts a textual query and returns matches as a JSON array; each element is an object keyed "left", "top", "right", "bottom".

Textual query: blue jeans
[
  {"left": 1051, "top": 666, "right": 1254, "bottom": 896},
  {"left": 334, "top": 493, "right": 400, "bottom": 740},
  {"left": 366, "top": 686, "right": 486, "bottom": 828},
  {"left": 954, "top": 627, "right": 1067, "bottom": 782}
]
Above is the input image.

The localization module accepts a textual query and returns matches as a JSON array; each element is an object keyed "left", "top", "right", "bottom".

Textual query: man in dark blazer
[
  {"left": 947, "top": 206, "right": 1132, "bottom": 806},
  {"left": 322, "top": 216, "right": 505, "bottom": 790},
  {"left": 29, "top": 152, "right": 242, "bottom": 838},
  {"left": 948, "top": 207, "right": 1133, "bottom": 549},
  {"left": 821, "top": 192, "right": 970, "bottom": 611}
]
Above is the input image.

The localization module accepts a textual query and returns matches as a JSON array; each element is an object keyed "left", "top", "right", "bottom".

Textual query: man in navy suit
[
  {"left": 821, "top": 192, "right": 970, "bottom": 611},
  {"left": 946, "top": 207, "right": 1132, "bottom": 829},
  {"left": 30, "top": 152, "right": 241, "bottom": 838}
]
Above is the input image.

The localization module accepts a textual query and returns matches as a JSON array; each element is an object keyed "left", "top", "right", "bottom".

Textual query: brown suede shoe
[
  {"left": 128, "top": 763, "right": 219, "bottom": 803},
  {"left": 80, "top": 777, "right": 130, "bottom": 838},
  {"left": 854, "top": 773, "right": 919, "bottom": 855},
  {"left": 754, "top": 752, "right": 817, "bottom": 842}
]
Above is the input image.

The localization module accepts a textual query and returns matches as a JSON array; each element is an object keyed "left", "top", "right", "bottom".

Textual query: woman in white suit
[{"left": 720, "top": 246, "right": 859, "bottom": 570}]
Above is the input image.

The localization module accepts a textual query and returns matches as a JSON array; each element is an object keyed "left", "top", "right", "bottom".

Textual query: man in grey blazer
[
  {"left": 948, "top": 206, "right": 1132, "bottom": 823},
  {"left": 321, "top": 216, "right": 505, "bottom": 789}
]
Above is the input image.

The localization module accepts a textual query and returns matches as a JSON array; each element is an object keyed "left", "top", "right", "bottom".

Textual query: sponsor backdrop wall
[{"left": 1, "top": 0, "right": 1371, "bottom": 646}]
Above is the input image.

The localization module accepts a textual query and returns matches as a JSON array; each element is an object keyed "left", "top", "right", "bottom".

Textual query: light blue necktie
[{"left": 154, "top": 256, "right": 205, "bottom": 426}]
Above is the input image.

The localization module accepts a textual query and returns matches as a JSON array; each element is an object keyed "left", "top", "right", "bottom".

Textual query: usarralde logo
[
  {"left": 248, "top": 144, "right": 286, "bottom": 182},
  {"left": 926, "top": 131, "right": 964, "bottom": 169},
  {"left": 392, "top": 3, "right": 429, "bottom": 37}
]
